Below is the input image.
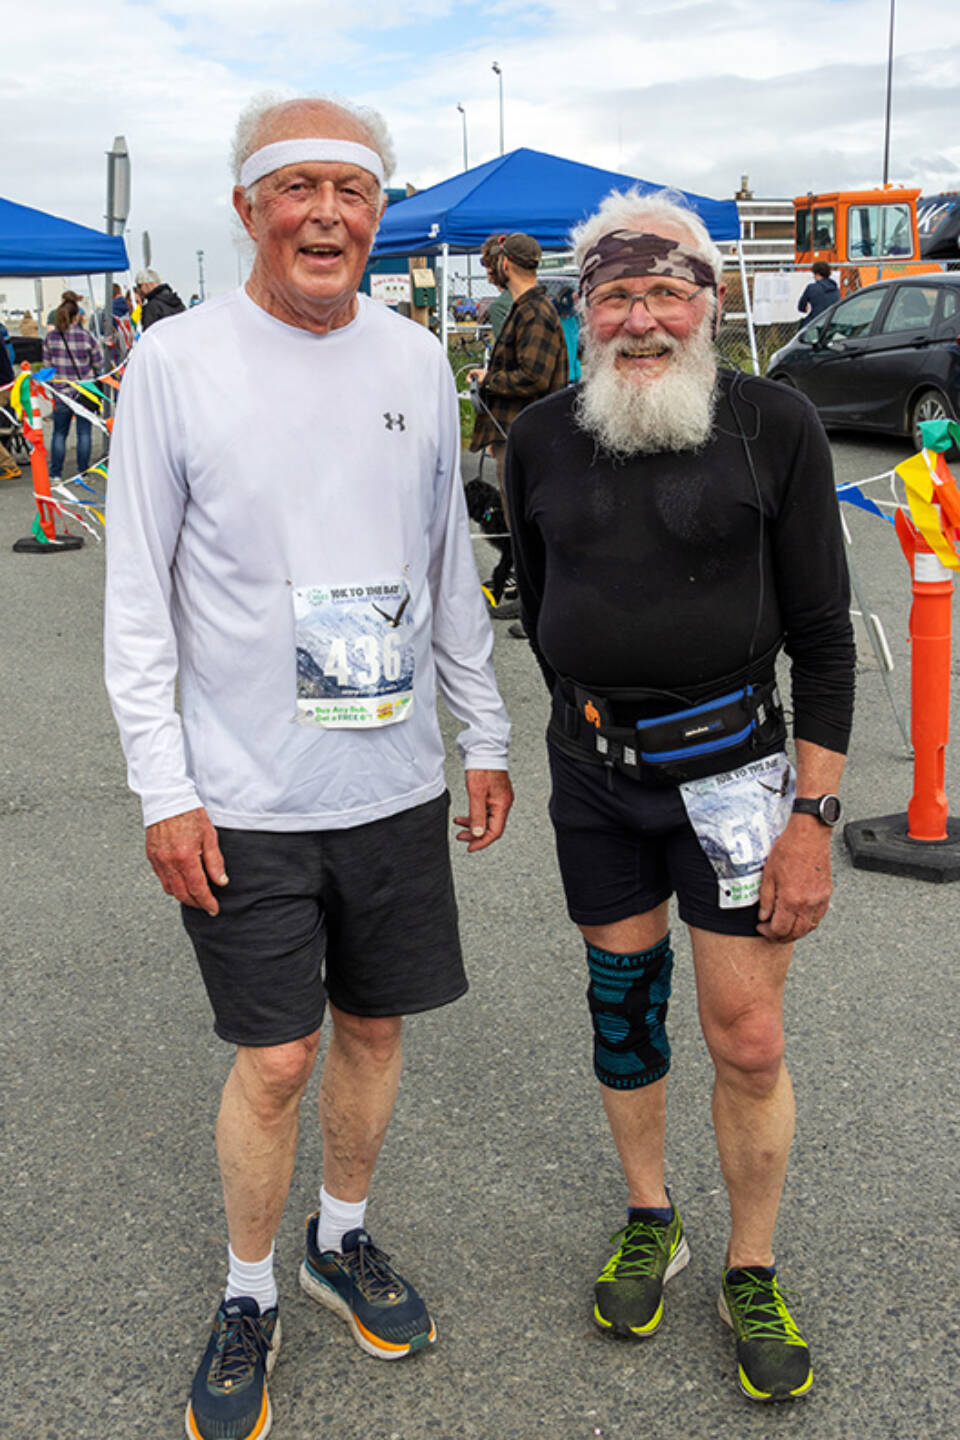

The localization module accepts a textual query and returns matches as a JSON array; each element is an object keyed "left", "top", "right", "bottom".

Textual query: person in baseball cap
[{"left": 469, "top": 232, "right": 567, "bottom": 635}]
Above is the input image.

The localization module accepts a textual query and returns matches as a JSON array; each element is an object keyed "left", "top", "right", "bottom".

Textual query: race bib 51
[{"left": 679, "top": 752, "right": 795, "bottom": 909}]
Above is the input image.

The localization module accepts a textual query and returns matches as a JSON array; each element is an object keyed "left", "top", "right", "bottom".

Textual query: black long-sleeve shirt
[{"left": 505, "top": 370, "right": 855, "bottom": 755}]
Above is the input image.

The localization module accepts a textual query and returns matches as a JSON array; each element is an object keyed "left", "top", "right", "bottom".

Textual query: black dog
[{"left": 464, "top": 476, "right": 513, "bottom": 603}]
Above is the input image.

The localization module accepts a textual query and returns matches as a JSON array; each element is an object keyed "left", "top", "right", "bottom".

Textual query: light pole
[
  {"left": 197, "top": 249, "right": 206, "bottom": 302},
  {"left": 882, "top": 0, "right": 896, "bottom": 185},
  {"left": 456, "top": 103, "right": 472, "bottom": 298},
  {"left": 492, "top": 61, "right": 504, "bottom": 155}
]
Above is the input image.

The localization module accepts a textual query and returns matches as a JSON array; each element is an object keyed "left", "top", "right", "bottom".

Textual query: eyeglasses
[{"left": 587, "top": 283, "right": 712, "bottom": 324}]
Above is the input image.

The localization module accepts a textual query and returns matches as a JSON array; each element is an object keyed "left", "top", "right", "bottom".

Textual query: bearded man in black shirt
[{"left": 506, "top": 191, "right": 854, "bottom": 1405}]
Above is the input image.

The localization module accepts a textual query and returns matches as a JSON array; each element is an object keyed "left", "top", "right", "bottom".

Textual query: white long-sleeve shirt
[{"left": 104, "top": 288, "right": 510, "bottom": 830}]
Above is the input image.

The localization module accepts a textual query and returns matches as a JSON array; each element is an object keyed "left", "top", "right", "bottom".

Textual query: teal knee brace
[{"left": 585, "top": 934, "right": 673, "bottom": 1090}]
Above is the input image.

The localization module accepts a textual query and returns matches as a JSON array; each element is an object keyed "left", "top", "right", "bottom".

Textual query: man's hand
[
  {"left": 756, "top": 815, "right": 833, "bottom": 943},
  {"left": 453, "top": 769, "right": 514, "bottom": 852},
  {"left": 145, "top": 807, "right": 228, "bottom": 916},
  {"left": 467, "top": 368, "right": 487, "bottom": 384}
]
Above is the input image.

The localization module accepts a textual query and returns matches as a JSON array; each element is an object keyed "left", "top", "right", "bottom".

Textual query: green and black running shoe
[
  {"left": 719, "top": 1266, "right": 813, "bottom": 1402},
  {"left": 593, "top": 1207, "right": 690, "bottom": 1338}
]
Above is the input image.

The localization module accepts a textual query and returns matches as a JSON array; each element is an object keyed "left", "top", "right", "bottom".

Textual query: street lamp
[
  {"left": 491, "top": 61, "right": 504, "bottom": 155},
  {"left": 456, "top": 102, "right": 469, "bottom": 170}
]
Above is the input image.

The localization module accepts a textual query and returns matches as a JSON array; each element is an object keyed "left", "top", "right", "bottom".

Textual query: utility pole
[{"left": 882, "top": 0, "right": 896, "bottom": 185}]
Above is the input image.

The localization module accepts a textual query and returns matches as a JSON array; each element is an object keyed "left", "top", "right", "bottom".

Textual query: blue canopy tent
[
  {"left": 369, "top": 147, "right": 753, "bottom": 358},
  {"left": 0, "top": 195, "right": 128, "bottom": 276},
  {"left": 0, "top": 195, "right": 130, "bottom": 348},
  {"left": 372, "top": 147, "right": 740, "bottom": 256}
]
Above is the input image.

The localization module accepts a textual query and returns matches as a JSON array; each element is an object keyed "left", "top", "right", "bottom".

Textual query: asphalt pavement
[{"left": 2, "top": 430, "right": 958, "bottom": 1440}]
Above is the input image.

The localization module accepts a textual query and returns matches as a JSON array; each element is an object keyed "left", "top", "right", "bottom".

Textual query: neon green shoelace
[
  {"left": 727, "top": 1274, "right": 804, "bottom": 1345},
  {"left": 600, "top": 1221, "right": 671, "bottom": 1280}
]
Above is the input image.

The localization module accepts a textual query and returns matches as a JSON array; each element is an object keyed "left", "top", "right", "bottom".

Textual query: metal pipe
[
  {"left": 456, "top": 105, "right": 473, "bottom": 300},
  {"left": 440, "top": 243, "right": 450, "bottom": 355}
]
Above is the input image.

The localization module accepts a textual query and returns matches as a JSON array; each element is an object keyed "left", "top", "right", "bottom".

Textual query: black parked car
[{"left": 766, "top": 273, "right": 960, "bottom": 450}]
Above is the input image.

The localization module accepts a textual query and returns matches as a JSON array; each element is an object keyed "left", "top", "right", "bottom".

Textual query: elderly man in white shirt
[{"left": 105, "top": 94, "right": 512, "bottom": 1440}]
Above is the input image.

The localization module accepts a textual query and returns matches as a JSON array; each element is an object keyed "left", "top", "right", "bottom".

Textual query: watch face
[{"left": 820, "top": 795, "right": 842, "bottom": 825}]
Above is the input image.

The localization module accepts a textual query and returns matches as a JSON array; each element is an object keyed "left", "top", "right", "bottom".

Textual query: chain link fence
[{"left": 716, "top": 260, "right": 796, "bottom": 376}]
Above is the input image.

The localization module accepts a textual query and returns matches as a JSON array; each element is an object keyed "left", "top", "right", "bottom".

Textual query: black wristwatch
[{"left": 792, "top": 794, "right": 842, "bottom": 826}]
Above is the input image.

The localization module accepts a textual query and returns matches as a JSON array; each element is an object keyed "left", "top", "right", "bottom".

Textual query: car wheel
[{"left": 910, "top": 389, "right": 957, "bottom": 453}]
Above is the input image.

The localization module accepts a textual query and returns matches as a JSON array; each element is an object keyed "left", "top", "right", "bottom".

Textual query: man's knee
[
  {"left": 330, "top": 1007, "right": 403, "bottom": 1068},
  {"left": 586, "top": 934, "right": 673, "bottom": 1090},
  {"left": 234, "top": 1029, "right": 322, "bottom": 1112},
  {"left": 705, "top": 1006, "right": 785, "bottom": 1094}
]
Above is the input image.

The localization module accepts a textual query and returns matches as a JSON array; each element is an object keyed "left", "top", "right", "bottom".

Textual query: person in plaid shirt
[
  {"left": 42, "top": 297, "right": 103, "bottom": 480},
  {"left": 468, "top": 232, "right": 567, "bottom": 478}
]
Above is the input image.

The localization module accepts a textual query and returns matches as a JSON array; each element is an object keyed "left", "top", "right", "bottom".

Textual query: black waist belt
[{"left": 552, "top": 672, "right": 786, "bottom": 784}]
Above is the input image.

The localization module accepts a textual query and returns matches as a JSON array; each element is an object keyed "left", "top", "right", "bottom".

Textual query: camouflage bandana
[{"left": 579, "top": 230, "right": 716, "bottom": 298}]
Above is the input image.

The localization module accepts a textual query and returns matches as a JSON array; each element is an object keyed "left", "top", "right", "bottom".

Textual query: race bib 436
[{"left": 293, "top": 580, "right": 415, "bottom": 728}]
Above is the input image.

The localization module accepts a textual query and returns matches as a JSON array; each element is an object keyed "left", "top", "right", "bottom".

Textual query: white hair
[
  {"left": 571, "top": 187, "right": 724, "bottom": 286},
  {"left": 574, "top": 317, "right": 719, "bottom": 458},
  {"left": 231, "top": 93, "right": 396, "bottom": 198}
]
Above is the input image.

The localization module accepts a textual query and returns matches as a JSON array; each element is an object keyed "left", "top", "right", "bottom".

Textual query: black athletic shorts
[
  {"left": 548, "top": 742, "right": 762, "bottom": 938},
  {"left": 181, "top": 791, "right": 466, "bottom": 1047}
]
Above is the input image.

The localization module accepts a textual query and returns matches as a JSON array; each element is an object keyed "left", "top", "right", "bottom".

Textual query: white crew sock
[
  {"left": 225, "top": 1243, "right": 278, "bottom": 1313},
  {"left": 317, "top": 1186, "right": 368, "bottom": 1253}
]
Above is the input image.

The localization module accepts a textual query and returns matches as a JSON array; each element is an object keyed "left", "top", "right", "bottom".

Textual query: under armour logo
[{"left": 383, "top": 413, "right": 405, "bottom": 431}]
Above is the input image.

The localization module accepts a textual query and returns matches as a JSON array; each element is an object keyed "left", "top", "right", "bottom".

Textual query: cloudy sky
[{"left": 5, "top": 0, "right": 959, "bottom": 300}]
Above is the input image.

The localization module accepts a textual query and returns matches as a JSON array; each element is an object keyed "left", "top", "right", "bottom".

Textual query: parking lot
[{"left": 2, "top": 430, "right": 958, "bottom": 1439}]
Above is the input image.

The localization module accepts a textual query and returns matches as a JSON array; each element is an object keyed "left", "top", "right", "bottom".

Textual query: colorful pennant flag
[
  {"left": 836, "top": 481, "right": 893, "bottom": 524},
  {"left": 895, "top": 452, "right": 960, "bottom": 570},
  {"left": 918, "top": 418, "right": 960, "bottom": 454}
]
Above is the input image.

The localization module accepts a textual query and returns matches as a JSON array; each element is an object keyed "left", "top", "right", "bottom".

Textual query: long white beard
[{"left": 574, "top": 322, "right": 719, "bottom": 457}]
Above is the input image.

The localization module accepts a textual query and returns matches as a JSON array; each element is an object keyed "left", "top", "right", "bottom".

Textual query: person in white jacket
[{"left": 104, "top": 94, "right": 513, "bottom": 1440}]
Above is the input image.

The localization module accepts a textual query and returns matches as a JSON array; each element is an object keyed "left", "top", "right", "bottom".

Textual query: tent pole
[
  {"left": 85, "top": 275, "right": 101, "bottom": 340},
  {"left": 737, "top": 240, "right": 760, "bottom": 375},
  {"left": 440, "top": 243, "right": 450, "bottom": 354},
  {"left": 85, "top": 273, "right": 111, "bottom": 455},
  {"left": 33, "top": 278, "right": 44, "bottom": 333}
]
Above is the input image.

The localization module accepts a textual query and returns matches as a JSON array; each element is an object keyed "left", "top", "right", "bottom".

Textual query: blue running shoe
[
  {"left": 299, "top": 1220, "right": 435, "bottom": 1361},
  {"left": 185, "top": 1296, "right": 280, "bottom": 1440}
]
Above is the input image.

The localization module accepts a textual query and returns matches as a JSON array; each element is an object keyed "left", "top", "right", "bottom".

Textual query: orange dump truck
[{"left": 794, "top": 187, "right": 941, "bottom": 293}]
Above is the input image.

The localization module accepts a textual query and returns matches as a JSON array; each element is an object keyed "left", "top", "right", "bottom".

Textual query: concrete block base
[{"left": 844, "top": 812, "right": 960, "bottom": 882}]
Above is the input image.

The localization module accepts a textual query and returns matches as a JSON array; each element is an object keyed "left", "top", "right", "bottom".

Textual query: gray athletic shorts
[{"left": 181, "top": 791, "right": 466, "bottom": 1046}]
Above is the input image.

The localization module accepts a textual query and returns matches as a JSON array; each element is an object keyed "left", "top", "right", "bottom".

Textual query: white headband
[{"left": 239, "top": 139, "right": 385, "bottom": 190}]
